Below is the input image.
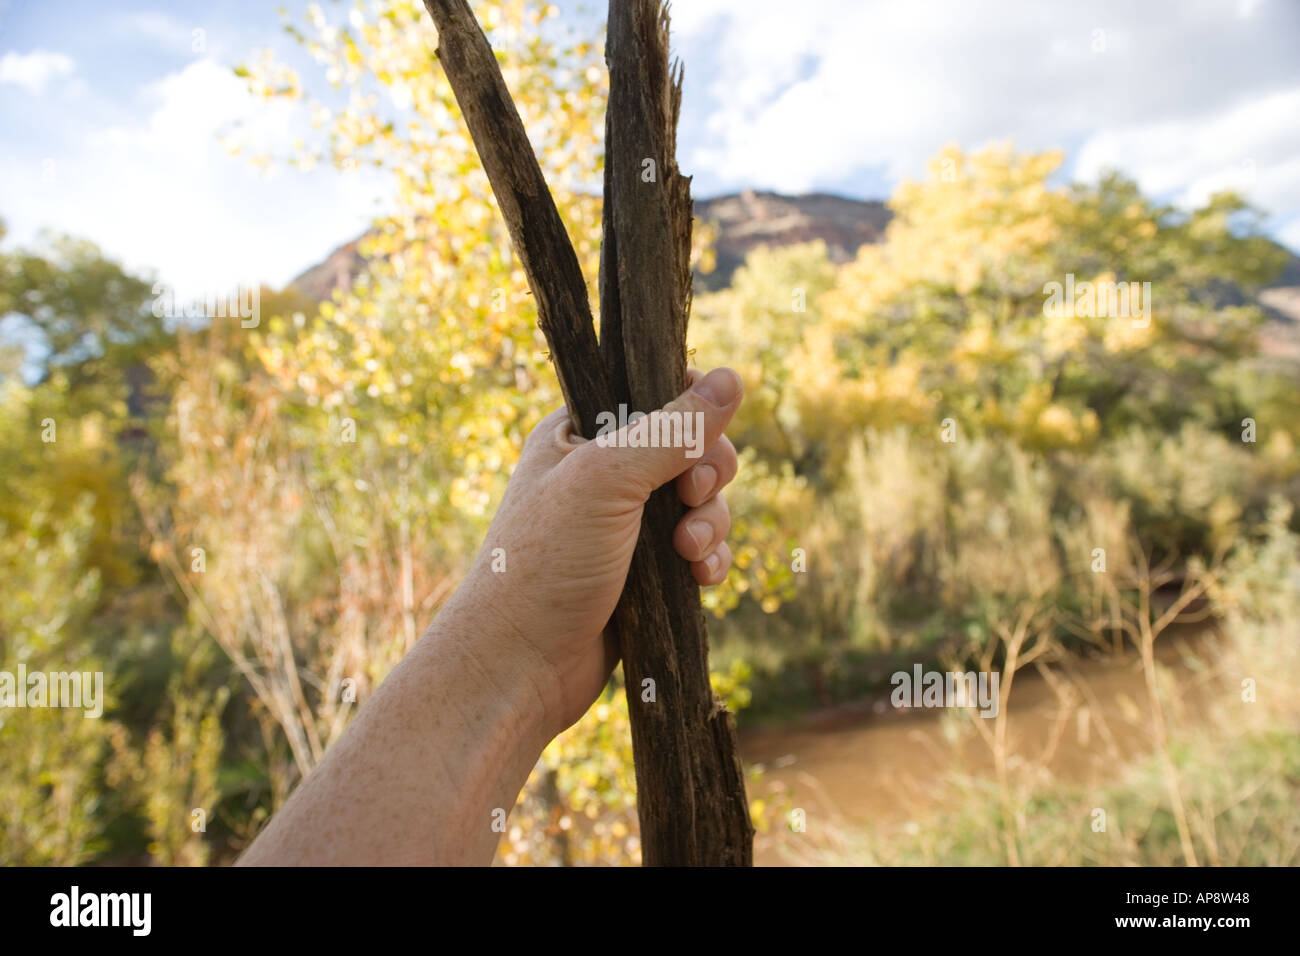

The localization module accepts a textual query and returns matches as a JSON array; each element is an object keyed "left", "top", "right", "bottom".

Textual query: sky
[{"left": 1, "top": 0, "right": 1298, "bottom": 300}]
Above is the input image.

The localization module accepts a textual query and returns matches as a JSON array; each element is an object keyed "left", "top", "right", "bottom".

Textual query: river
[{"left": 738, "top": 625, "right": 1218, "bottom": 865}]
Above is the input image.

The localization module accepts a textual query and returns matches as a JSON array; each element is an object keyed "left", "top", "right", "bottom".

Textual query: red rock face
[
  {"left": 289, "top": 191, "right": 895, "bottom": 300},
  {"left": 286, "top": 193, "right": 1300, "bottom": 363},
  {"left": 289, "top": 234, "right": 369, "bottom": 303},
  {"left": 692, "top": 190, "right": 892, "bottom": 291}
]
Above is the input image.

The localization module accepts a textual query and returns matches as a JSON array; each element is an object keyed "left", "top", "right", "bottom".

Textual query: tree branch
[
  {"left": 421, "top": 0, "right": 614, "bottom": 438},
  {"left": 598, "top": 0, "right": 753, "bottom": 865},
  {"left": 421, "top": 0, "right": 752, "bottom": 865}
]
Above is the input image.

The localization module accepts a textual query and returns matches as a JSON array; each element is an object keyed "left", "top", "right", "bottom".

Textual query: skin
[{"left": 238, "top": 366, "right": 744, "bottom": 865}]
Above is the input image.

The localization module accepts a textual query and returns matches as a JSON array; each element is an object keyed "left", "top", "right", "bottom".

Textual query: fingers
[
  {"left": 526, "top": 405, "right": 576, "bottom": 442},
  {"left": 576, "top": 367, "right": 744, "bottom": 502},
  {"left": 674, "top": 494, "right": 730, "bottom": 562},
  {"left": 691, "top": 541, "right": 732, "bottom": 587},
  {"left": 674, "top": 495, "right": 733, "bottom": 586},
  {"left": 676, "top": 434, "right": 738, "bottom": 508},
  {"left": 515, "top": 405, "right": 582, "bottom": 478},
  {"left": 673, "top": 415, "right": 738, "bottom": 585}
]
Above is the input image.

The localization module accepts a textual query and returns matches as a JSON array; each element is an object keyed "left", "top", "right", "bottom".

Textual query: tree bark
[
  {"left": 598, "top": 0, "right": 753, "bottom": 866},
  {"left": 421, "top": 0, "right": 753, "bottom": 866},
  {"left": 420, "top": 0, "right": 613, "bottom": 437}
]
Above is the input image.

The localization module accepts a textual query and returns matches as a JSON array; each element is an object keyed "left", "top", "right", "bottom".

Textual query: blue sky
[{"left": 2, "top": 0, "right": 1298, "bottom": 299}]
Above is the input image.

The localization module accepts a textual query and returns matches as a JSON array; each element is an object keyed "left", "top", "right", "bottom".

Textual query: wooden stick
[
  {"left": 598, "top": 0, "right": 753, "bottom": 866},
  {"left": 421, "top": 0, "right": 613, "bottom": 438},
  {"left": 421, "top": 0, "right": 753, "bottom": 866}
]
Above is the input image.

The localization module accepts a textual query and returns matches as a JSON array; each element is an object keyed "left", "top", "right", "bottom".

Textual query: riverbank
[{"left": 737, "top": 621, "right": 1299, "bottom": 865}]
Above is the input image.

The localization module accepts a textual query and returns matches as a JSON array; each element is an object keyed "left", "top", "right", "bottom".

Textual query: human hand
[
  {"left": 451, "top": 366, "right": 744, "bottom": 736},
  {"left": 238, "top": 367, "right": 743, "bottom": 866}
]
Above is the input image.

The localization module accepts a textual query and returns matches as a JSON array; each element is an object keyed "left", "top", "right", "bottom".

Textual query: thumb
[{"left": 581, "top": 367, "right": 744, "bottom": 501}]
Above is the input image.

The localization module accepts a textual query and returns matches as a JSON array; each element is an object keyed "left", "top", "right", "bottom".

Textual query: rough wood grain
[
  {"left": 599, "top": 0, "right": 753, "bottom": 866},
  {"left": 421, "top": 0, "right": 753, "bottom": 866},
  {"left": 421, "top": 0, "right": 613, "bottom": 439}
]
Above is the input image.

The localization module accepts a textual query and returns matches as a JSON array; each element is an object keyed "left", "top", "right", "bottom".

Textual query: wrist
[
  {"left": 431, "top": 578, "right": 559, "bottom": 750},
  {"left": 238, "top": 581, "right": 556, "bottom": 866}
]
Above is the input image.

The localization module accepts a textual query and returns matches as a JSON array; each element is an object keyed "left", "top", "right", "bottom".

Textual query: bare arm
[{"left": 238, "top": 367, "right": 743, "bottom": 865}]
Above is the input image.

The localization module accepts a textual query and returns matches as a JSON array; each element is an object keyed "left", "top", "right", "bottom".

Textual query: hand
[
  {"left": 453, "top": 366, "right": 744, "bottom": 735},
  {"left": 239, "top": 366, "right": 743, "bottom": 865}
]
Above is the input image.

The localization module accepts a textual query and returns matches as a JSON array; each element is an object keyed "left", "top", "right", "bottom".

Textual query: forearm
[
  {"left": 238, "top": 587, "right": 552, "bottom": 866},
  {"left": 238, "top": 369, "right": 742, "bottom": 865}
]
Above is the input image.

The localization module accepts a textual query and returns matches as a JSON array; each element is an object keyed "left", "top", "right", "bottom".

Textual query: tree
[{"left": 0, "top": 229, "right": 161, "bottom": 377}]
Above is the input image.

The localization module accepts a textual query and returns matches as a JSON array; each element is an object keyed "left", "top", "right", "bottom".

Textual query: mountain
[
  {"left": 287, "top": 190, "right": 1299, "bottom": 357},
  {"left": 692, "top": 191, "right": 891, "bottom": 290},
  {"left": 287, "top": 191, "right": 892, "bottom": 300},
  {"left": 290, "top": 235, "right": 370, "bottom": 304}
]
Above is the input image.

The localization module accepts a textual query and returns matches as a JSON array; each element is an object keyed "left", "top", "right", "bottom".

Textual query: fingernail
[
  {"left": 687, "top": 519, "right": 713, "bottom": 554},
  {"left": 704, "top": 551, "right": 721, "bottom": 575},
  {"left": 693, "top": 367, "right": 741, "bottom": 407},
  {"left": 690, "top": 463, "right": 718, "bottom": 500}
]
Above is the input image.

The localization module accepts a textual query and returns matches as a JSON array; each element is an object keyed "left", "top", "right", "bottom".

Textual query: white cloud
[
  {"left": 1278, "top": 218, "right": 1300, "bottom": 252},
  {"left": 0, "top": 49, "right": 75, "bottom": 94},
  {"left": 117, "top": 11, "right": 194, "bottom": 49},
  {"left": 112, "top": 11, "right": 219, "bottom": 57},
  {"left": 673, "top": 0, "right": 1300, "bottom": 237},
  {"left": 1076, "top": 88, "right": 1300, "bottom": 225},
  {"left": 2, "top": 58, "right": 387, "bottom": 298}
]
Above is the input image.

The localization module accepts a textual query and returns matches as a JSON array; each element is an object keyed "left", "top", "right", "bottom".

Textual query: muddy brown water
[{"left": 738, "top": 626, "right": 1221, "bottom": 865}]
